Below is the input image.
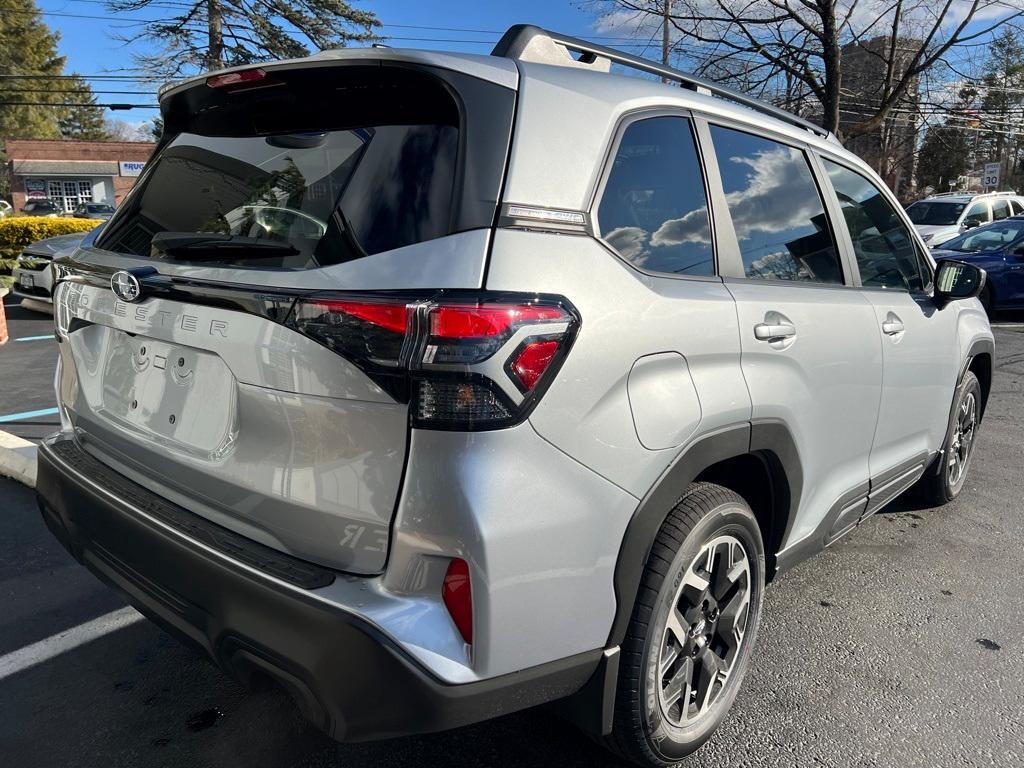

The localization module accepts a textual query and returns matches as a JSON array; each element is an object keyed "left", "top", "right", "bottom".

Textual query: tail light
[
  {"left": 286, "top": 292, "right": 579, "bottom": 430},
  {"left": 442, "top": 558, "right": 473, "bottom": 645}
]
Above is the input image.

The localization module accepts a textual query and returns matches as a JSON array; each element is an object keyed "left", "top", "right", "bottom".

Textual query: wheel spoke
[
  {"left": 659, "top": 643, "right": 680, "bottom": 677},
  {"left": 665, "top": 606, "right": 689, "bottom": 646},
  {"left": 694, "top": 649, "right": 727, "bottom": 713},
  {"left": 661, "top": 657, "right": 692, "bottom": 711},
  {"left": 715, "top": 583, "right": 750, "bottom": 652},
  {"left": 682, "top": 562, "right": 710, "bottom": 599}
]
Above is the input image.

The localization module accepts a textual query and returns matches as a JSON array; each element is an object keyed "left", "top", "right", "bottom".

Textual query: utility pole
[
  {"left": 662, "top": 0, "right": 670, "bottom": 67},
  {"left": 207, "top": 0, "right": 224, "bottom": 71}
]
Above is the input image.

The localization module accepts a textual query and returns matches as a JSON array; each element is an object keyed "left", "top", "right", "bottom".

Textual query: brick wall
[
  {"left": 4, "top": 139, "right": 156, "bottom": 211},
  {"left": 5, "top": 139, "right": 154, "bottom": 162}
]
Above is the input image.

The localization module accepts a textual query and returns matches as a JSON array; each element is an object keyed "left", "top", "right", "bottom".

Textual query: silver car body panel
[
  {"left": 486, "top": 228, "right": 751, "bottom": 498},
  {"left": 67, "top": 228, "right": 491, "bottom": 292},
  {"left": 55, "top": 280, "right": 408, "bottom": 573}
]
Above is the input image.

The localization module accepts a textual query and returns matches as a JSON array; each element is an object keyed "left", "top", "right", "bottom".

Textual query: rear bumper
[{"left": 35, "top": 435, "right": 600, "bottom": 741}]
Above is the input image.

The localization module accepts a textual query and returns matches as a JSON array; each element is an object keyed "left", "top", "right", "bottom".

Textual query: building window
[{"left": 45, "top": 179, "right": 94, "bottom": 212}]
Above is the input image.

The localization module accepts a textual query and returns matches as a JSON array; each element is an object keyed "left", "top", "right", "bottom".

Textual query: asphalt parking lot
[{"left": 1, "top": 294, "right": 1023, "bottom": 767}]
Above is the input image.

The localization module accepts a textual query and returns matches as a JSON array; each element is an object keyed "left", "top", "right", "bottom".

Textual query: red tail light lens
[
  {"left": 287, "top": 292, "right": 579, "bottom": 430},
  {"left": 442, "top": 558, "right": 473, "bottom": 644},
  {"left": 509, "top": 339, "right": 561, "bottom": 391},
  {"left": 207, "top": 68, "right": 267, "bottom": 89},
  {"left": 429, "top": 304, "right": 566, "bottom": 338}
]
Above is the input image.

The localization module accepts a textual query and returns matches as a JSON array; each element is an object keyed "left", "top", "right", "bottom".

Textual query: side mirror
[
  {"left": 962, "top": 218, "right": 982, "bottom": 230},
  {"left": 934, "top": 259, "right": 986, "bottom": 308}
]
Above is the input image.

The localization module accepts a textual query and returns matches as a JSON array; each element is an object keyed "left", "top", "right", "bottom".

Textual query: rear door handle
[
  {"left": 754, "top": 322, "right": 797, "bottom": 341},
  {"left": 881, "top": 317, "right": 905, "bottom": 336}
]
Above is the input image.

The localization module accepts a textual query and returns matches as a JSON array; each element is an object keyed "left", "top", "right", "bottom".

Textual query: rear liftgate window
[{"left": 98, "top": 66, "right": 513, "bottom": 269}]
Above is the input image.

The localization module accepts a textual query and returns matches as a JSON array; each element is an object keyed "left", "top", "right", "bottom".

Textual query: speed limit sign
[{"left": 984, "top": 162, "right": 1001, "bottom": 188}]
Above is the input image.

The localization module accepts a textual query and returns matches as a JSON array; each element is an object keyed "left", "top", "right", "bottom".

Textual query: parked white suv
[
  {"left": 36, "top": 24, "right": 994, "bottom": 766},
  {"left": 907, "top": 191, "right": 1024, "bottom": 246}
]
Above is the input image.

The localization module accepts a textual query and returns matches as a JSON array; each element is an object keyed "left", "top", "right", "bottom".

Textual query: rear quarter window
[{"left": 596, "top": 115, "right": 714, "bottom": 277}]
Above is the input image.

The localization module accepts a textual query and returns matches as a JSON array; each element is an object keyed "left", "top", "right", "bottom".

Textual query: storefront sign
[
  {"left": 25, "top": 179, "right": 47, "bottom": 199},
  {"left": 119, "top": 161, "right": 146, "bottom": 177}
]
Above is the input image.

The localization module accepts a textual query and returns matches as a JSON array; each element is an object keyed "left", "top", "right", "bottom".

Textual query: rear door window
[
  {"left": 596, "top": 115, "right": 714, "bottom": 276},
  {"left": 98, "top": 65, "right": 513, "bottom": 269},
  {"left": 992, "top": 199, "right": 1011, "bottom": 220},
  {"left": 708, "top": 125, "right": 843, "bottom": 284}
]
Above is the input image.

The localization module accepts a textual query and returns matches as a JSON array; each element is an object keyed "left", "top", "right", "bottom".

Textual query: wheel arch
[
  {"left": 962, "top": 338, "right": 994, "bottom": 421},
  {"left": 605, "top": 420, "right": 802, "bottom": 648}
]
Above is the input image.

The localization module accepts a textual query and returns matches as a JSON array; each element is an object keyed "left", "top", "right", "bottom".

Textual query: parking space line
[
  {"left": 0, "top": 607, "right": 144, "bottom": 681},
  {"left": 0, "top": 407, "right": 60, "bottom": 424},
  {"left": 14, "top": 335, "right": 55, "bottom": 342}
]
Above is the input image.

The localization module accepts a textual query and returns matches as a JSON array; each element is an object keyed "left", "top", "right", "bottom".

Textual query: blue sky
[
  {"left": 34, "top": 0, "right": 1020, "bottom": 129},
  {"left": 39, "top": 0, "right": 613, "bottom": 124}
]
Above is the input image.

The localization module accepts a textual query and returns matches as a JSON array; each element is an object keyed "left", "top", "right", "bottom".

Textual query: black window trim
[
  {"left": 813, "top": 149, "right": 934, "bottom": 295},
  {"left": 695, "top": 113, "right": 853, "bottom": 288},
  {"left": 588, "top": 107, "right": 722, "bottom": 283}
]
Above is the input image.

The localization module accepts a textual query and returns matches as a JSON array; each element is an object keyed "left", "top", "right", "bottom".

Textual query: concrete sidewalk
[{"left": 0, "top": 429, "right": 36, "bottom": 487}]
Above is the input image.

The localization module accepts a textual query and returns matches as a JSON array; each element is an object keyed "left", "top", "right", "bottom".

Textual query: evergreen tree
[
  {"left": 58, "top": 76, "right": 111, "bottom": 140},
  {"left": 108, "top": 0, "right": 380, "bottom": 78},
  {"left": 0, "top": 0, "right": 107, "bottom": 198},
  {"left": 0, "top": 0, "right": 66, "bottom": 142},
  {"left": 916, "top": 122, "right": 971, "bottom": 193},
  {"left": 977, "top": 28, "right": 1024, "bottom": 190}
]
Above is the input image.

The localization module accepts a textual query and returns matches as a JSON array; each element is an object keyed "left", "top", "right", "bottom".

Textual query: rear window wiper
[{"left": 150, "top": 232, "right": 299, "bottom": 260}]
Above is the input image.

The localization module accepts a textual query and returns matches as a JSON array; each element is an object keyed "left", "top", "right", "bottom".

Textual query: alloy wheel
[
  {"left": 657, "top": 534, "right": 752, "bottom": 727},
  {"left": 948, "top": 391, "right": 977, "bottom": 487}
]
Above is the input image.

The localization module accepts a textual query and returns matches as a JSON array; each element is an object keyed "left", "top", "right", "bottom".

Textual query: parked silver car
[
  {"left": 10, "top": 232, "right": 87, "bottom": 307},
  {"left": 0, "top": 199, "right": 12, "bottom": 219},
  {"left": 35, "top": 25, "right": 993, "bottom": 766},
  {"left": 66, "top": 202, "right": 116, "bottom": 220}
]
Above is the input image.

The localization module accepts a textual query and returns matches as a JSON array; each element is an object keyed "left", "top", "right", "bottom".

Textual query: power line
[
  {"left": 0, "top": 101, "right": 156, "bottom": 109},
  {"left": 0, "top": 87, "right": 157, "bottom": 94}
]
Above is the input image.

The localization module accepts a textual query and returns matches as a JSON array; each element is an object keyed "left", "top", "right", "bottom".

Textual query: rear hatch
[{"left": 52, "top": 55, "right": 517, "bottom": 574}]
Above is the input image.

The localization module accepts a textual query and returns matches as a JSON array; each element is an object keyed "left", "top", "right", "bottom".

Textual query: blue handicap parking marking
[{"left": 0, "top": 407, "right": 60, "bottom": 424}]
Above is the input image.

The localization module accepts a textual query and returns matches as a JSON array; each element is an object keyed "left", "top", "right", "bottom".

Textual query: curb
[{"left": 0, "top": 430, "right": 37, "bottom": 488}]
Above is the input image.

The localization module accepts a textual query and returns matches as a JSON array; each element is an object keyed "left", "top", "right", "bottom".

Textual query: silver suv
[
  {"left": 907, "top": 191, "right": 1024, "bottom": 247},
  {"left": 36, "top": 25, "right": 993, "bottom": 766}
]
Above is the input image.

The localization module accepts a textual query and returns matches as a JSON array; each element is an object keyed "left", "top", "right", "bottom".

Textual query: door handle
[
  {"left": 881, "top": 317, "right": 905, "bottom": 336},
  {"left": 754, "top": 322, "right": 797, "bottom": 341}
]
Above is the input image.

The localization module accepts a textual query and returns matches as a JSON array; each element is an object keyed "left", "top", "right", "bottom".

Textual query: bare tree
[
  {"left": 108, "top": 0, "right": 379, "bottom": 78},
  {"left": 591, "top": 0, "right": 1023, "bottom": 140}
]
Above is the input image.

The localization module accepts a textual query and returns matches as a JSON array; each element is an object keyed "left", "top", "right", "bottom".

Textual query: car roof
[{"left": 921, "top": 193, "right": 1021, "bottom": 203}]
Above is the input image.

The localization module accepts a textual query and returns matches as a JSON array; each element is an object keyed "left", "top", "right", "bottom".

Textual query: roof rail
[
  {"left": 927, "top": 190, "right": 1017, "bottom": 199},
  {"left": 491, "top": 24, "right": 832, "bottom": 140}
]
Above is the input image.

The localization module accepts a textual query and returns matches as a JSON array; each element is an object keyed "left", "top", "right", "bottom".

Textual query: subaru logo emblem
[{"left": 110, "top": 270, "right": 142, "bottom": 303}]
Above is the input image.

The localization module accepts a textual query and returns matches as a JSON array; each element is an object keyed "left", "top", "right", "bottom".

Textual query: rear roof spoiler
[{"left": 491, "top": 24, "right": 835, "bottom": 142}]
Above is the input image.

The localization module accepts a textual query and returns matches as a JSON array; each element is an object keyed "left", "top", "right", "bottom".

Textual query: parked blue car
[{"left": 932, "top": 216, "right": 1024, "bottom": 315}]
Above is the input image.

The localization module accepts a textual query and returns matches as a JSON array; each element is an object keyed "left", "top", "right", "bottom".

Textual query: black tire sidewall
[{"left": 640, "top": 503, "right": 765, "bottom": 762}]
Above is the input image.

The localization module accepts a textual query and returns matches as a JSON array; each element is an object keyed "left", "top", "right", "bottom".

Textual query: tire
[
  {"left": 917, "top": 371, "right": 982, "bottom": 506},
  {"left": 603, "top": 483, "right": 765, "bottom": 767}
]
